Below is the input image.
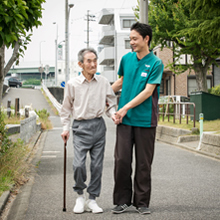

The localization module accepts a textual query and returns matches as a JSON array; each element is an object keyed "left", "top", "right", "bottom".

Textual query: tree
[
  {"left": 0, "top": 0, "right": 45, "bottom": 106},
  {"left": 183, "top": 0, "right": 220, "bottom": 45},
  {"left": 134, "top": 0, "right": 220, "bottom": 92}
]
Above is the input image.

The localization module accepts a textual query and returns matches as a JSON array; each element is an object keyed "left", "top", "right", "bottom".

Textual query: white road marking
[
  {"left": 41, "top": 155, "right": 57, "bottom": 158},
  {"left": 43, "top": 151, "right": 61, "bottom": 154}
]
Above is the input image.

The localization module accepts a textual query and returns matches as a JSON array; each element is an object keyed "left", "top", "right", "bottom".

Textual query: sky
[{"left": 5, "top": 0, "right": 138, "bottom": 68}]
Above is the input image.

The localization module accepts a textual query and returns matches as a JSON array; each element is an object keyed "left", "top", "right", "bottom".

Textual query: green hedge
[{"left": 22, "top": 79, "right": 41, "bottom": 86}]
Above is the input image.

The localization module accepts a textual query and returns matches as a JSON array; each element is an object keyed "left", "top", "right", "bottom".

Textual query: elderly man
[{"left": 60, "top": 48, "right": 118, "bottom": 214}]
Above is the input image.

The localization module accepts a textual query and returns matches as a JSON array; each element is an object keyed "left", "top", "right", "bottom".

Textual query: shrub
[
  {"left": 209, "top": 84, "right": 220, "bottom": 96},
  {"left": 0, "top": 110, "right": 13, "bottom": 156},
  {"left": 35, "top": 109, "right": 52, "bottom": 130},
  {"left": 35, "top": 108, "right": 50, "bottom": 120}
]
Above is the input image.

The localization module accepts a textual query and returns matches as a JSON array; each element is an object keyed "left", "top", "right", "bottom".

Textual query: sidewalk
[{"left": 1, "top": 116, "right": 220, "bottom": 219}]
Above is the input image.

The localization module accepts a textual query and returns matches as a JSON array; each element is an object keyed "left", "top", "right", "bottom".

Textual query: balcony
[
  {"left": 99, "top": 47, "right": 114, "bottom": 65},
  {"left": 102, "top": 67, "right": 115, "bottom": 83},
  {"left": 98, "top": 9, "right": 114, "bottom": 25},
  {"left": 99, "top": 26, "right": 114, "bottom": 45}
]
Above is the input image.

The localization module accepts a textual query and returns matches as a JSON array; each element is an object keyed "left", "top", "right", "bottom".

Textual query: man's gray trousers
[{"left": 72, "top": 117, "right": 106, "bottom": 199}]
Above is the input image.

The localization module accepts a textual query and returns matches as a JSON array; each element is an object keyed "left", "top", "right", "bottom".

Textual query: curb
[
  {"left": 0, "top": 130, "right": 42, "bottom": 216},
  {"left": 157, "top": 138, "right": 220, "bottom": 161},
  {"left": 0, "top": 191, "right": 10, "bottom": 215}
]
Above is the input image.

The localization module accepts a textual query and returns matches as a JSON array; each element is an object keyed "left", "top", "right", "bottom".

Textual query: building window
[
  {"left": 166, "top": 77, "right": 171, "bottom": 95},
  {"left": 123, "top": 19, "right": 136, "bottom": 28},
  {"left": 125, "top": 40, "right": 131, "bottom": 49},
  {"left": 213, "top": 62, "right": 220, "bottom": 86},
  {"left": 188, "top": 75, "right": 212, "bottom": 96}
]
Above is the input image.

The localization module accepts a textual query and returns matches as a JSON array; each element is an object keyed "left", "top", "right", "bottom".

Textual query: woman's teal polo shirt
[{"left": 118, "top": 51, "right": 164, "bottom": 128}]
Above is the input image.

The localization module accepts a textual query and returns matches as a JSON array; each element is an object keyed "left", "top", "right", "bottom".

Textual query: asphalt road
[
  {"left": 2, "top": 87, "right": 55, "bottom": 116},
  {"left": 2, "top": 88, "right": 220, "bottom": 220}
]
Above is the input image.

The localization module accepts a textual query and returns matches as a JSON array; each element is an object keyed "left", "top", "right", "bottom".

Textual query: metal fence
[{"left": 158, "top": 102, "right": 196, "bottom": 128}]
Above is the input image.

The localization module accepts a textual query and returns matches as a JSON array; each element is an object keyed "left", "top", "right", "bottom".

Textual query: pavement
[{"left": 1, "top": 115, "right": 220, "bottom": 220}]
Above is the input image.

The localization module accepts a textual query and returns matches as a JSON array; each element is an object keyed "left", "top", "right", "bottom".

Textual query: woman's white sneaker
[
  {"left": 86, "top": 199, "right": 103, "bottom": 213},
  {"left": 73, "top": 195, "right": 85, "bottom": 214}
]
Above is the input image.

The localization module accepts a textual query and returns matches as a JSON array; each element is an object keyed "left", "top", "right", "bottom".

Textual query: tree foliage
[
  {"left": 182, "top": 0, "right": 220, "bottom": 45},
  {"left": 0, "top": 0, "right": 45, "bottom": 105},
  {"left": 134, "top": 0, "right": 220, "bottom": 92}
]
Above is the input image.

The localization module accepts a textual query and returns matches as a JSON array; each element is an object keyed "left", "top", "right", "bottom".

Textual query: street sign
[
  {"left": 61, "top": 81, "right": 65, "bottom": 88},
  {"left": 38, "top": 66, "right": 44, "bottom": 73},
  {"left": 45, "top": 65, "right": 50, "bottom": 75}
]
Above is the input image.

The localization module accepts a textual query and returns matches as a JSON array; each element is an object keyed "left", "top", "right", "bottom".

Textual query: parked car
[
  {"left": 8, "top": 77, "right": 22, "bottom": 88},
  {"left": 4, "top": 76, "right": 10, "bottom": 86}
]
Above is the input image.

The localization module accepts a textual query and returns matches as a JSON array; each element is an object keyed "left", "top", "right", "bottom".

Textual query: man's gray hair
[{"left": 78, "top": 48, "right": 98, "bottom": 63}]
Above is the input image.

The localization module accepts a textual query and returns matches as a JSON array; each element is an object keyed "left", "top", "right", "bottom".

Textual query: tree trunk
[
  {"left": 0, "top": 44, "right": 5, "bottom": 107},
  {"left": 0, "top": 41, "right": 20, "bottom": 107},
  {"left": 193, "top": 57, "right": 209, "bottom": 92}
]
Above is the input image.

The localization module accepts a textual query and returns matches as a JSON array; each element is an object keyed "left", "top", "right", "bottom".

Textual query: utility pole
[
  {"left": 65, "top": 0, "right": 74, "bottom": 84},
  {"left": 53, "top": 22, "right": 58, "bottom": 87},
  {"left": 140, "top": 0, "right": 148, "bottom": 24},
  {"left": 87, "top": 10, "right": 89, "bottom": 48},
  {"left": 85, "top": 10, "right": 95, "bottom": 48},
  {"left": 65, "top": 0, "right": 68, "bottom": 84}
]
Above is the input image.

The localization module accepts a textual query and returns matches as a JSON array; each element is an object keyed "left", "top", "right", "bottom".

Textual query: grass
[
  {"left": 3, "top": 107, "right": 53, "bottom": 130},
  {"left": 4, "top": 116, "right": 25, "bottom": 125},
  {"left": 158, "top": 116, "right": 220, "bottom": 133},
  {"left": 0, "top": 139, "right": 30, "bottom": 197},
  {"left": 0, "top": 107, "right": 52, "bottom": 197},
  {"left": 41, "top": 88, "right": 59, "bottom": 116}
]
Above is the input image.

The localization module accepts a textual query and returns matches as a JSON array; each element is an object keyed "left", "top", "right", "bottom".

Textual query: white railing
[{"left": 42, "top": 83, "right": 61, "bottom": 113}]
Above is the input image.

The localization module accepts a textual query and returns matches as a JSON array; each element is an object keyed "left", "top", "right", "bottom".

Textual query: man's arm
[
  {"left": 111, "top": 76, "right": 123, "bottom": 93},
  {"left": 60, "top": 82, "right": 73, "bottom": 143},
  {"left": 116, "top": 83, "right": 157, "bottom": 123}
]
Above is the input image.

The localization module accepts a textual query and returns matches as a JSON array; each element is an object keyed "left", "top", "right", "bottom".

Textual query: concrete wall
[
  {"left": 200, "top": 133, "right": 220, "bottom": 155},
  {"left": 20, "top": 116, "right": 41, "bottom": 143},
  {"left": 48, "top": 87, "right": 64, "bottom": 104},
  {"left": 156, "top": 125, "right": 220, "bottom": 158},
  {"left": 156, "top": 125, "right": 192, "bottom": 143}
]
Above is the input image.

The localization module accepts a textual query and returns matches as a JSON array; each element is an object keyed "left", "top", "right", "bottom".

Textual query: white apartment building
[
  {"left": 98, "top": 8, "right": 136, "bottom": 83},
  {"left": 56, "top": 60, "right": 81, "bottom": 86}
]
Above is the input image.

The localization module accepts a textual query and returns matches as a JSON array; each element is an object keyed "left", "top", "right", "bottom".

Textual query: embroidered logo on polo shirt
[
  {"left": 145, "top": 64, "right": 150, "bottom": 68},
  {"left": 141, "top": 72, "right": 147, "bottom": 77}
]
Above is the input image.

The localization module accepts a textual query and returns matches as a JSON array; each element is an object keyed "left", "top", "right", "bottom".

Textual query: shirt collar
[{"left": 79, "top": 72, "right": 99, "bottom": 84}]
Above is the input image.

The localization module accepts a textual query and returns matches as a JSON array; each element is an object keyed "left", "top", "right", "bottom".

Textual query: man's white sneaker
[
  {"left": 73, "top": 196, "right": 85, "bottom": 214},
  {"left": 86, "top": 199, "right": 103, "bottom": 213}
]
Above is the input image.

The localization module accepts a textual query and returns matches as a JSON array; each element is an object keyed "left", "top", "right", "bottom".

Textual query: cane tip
[{"left": 63, "top": 208, "right": 66, "bottom": 212}]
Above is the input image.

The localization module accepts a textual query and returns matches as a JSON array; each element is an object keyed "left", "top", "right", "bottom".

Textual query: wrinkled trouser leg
[
  {"left": 113, "top": 124, "right": 156, "bottom": 208},
  {"left": 113, "top": 124, "right": 133, "bottom": 205},
  {"left": 72, "top": 118, "right": 106, "bottom": 197}
]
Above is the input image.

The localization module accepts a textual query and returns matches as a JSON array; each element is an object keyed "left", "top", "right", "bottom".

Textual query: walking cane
[{"left": 63, "top": 141, "right": 67, "bottom": 212}]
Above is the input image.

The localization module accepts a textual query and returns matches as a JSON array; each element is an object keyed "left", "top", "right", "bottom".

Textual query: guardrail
[
  {"left": 158, "top": 102, "right": 196, "bottom": 128},
  {"left": 42, "top": 83, "right": 61, "bottom": 113}
]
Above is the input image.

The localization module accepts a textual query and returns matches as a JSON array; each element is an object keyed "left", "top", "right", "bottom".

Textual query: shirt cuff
[
  {"left": 106, "top": 107, "right": 116, "bottom": 118},
  {"left": 63, "top": 124, "right": 70, "bottom": 131}
]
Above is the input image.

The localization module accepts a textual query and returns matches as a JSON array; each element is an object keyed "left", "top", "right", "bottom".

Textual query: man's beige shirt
[{"left": 60, "top": 73, "right": 116, "bottom": 131}]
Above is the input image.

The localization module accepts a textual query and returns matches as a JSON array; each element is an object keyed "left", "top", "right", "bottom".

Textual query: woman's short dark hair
[
  {"left": 130, "top": 22, "right": 152, "bottom": 46},
  {"left": 78, "top": 48, "right": 98, "bottom": 63}
]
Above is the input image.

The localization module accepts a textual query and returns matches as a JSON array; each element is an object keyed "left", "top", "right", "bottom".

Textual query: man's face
[
  {"left": 80, "top": 52, "right": 97, "bottom": 75},
  {"left": 130, "top": 30, "right": 149, "bottom": 53}
]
